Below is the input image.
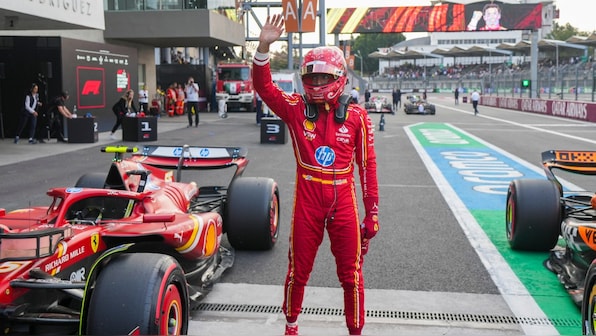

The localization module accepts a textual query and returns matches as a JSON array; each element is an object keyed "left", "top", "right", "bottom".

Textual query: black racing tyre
[
  {"left": 429, "top": 106, "right": 436, "bottom": 115},
  {"left": 86, "top": 253, "right": 189, "bottom": 335},
  {"left": 225, "top": 177, "right": 279, "bottom": 250},
  {"left": 75, "top": 173, "right": 106, "bottom": 189},
  {"left": 506, "top": 179, "right": 561, "bottom": 251},
  {"left": 582, "top": 262, "right": 596, "bottom": 334}
]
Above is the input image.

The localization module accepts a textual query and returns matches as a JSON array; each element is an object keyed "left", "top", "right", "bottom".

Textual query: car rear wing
[
  {"left": 102, "top": 145, "right": 249, "bottom": 179},
  {"left": 541, "top": 150, "right": 596, "bottom": 175},
  {"left": 541, "top": 150, "right": 596, "bottom": 194}
]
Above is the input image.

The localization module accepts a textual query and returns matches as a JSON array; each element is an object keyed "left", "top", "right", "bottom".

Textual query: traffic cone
[{"left": 379, "top": 114, "right": 385, "bottom": 132}]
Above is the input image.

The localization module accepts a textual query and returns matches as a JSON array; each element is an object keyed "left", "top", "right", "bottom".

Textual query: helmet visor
[
  {"left": 302, "top": 73, "right": 336, "bottom": 86},
  {"left": 300, "top": 61, "right": 345, "bottom": 77}
]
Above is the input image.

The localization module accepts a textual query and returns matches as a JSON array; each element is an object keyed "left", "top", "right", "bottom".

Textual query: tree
[
  {"left": 270, "top": 48, "right": 289, "bottom": 71},
  {"left": 546, "top": 22, "right": 594, "bottom": 61},
  {"left": 351, "top": 33, "right": 405, "bottom": 76},
  {"left": 546, "top": 21, "right": 590, "bottom": 41}
]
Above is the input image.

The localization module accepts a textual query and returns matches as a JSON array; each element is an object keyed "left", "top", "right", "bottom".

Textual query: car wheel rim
[
  {"left": 506, "top": 194, "right": 514, "bottom": 241},
  {"left": 270, "top": 194, "right": 279, "bottom": 242},
  {"left": 589, "top": 283, "right": 596, "bottom": 334},
  {"left": 160, "top": 284, "right": 183, "bottom": 335}
]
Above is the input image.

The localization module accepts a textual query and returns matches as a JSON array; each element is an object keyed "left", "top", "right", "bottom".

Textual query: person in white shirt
[
  {"left": 350, "top": 87, "right": 360, "bottom": 104},
  {"left": 15, "top": 83, "right": 41, "bottom": 144},
  {"left": 185, "top": 77, "right": 200, "bottom": 127},
  {"left": 138, "top": 85, "right": 149, "bottom": 114},
  {"left": 471, "top": 90, "right": 480, "bottom": 115}
]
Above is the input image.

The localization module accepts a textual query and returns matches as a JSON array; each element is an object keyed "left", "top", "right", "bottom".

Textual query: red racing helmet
[{"left": 300, "top": 46, "right": 348, "bottom": 105}]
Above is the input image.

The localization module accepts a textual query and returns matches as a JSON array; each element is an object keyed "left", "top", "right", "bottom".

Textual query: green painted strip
[
  {"left": 474, "top": 210, "right": 580, "bottom": 335},
  {"left": 407, "top": 122, "right": 582, "bottom": 334}
]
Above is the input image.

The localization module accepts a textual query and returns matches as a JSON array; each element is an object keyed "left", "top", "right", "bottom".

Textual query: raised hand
[{"left": 257, "top": 14, "right": 285, "bottom": 53}]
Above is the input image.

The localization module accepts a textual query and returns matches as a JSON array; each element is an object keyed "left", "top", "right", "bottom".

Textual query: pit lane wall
[{"left": 480, "top": 96, "right": 596, "bottom": 122}]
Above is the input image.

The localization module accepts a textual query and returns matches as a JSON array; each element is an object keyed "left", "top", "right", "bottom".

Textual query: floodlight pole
[
  {"left": 355, "top": 50, "right": 363, "bottom": 76},
  {"left": 530, "top": 31, "right": 539, "bottom": 98},
  {"left": 487, "top": 45, "right": 492, "bottom": 95}
]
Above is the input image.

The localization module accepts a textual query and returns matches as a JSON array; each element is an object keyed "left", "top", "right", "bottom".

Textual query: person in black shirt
[
  {"left": 110, "top": 90, "right": 137, "bottom": 140},
  {"left": 48, "top": 91, "right": 73, "bottom": 142},
  {"left": 392, "top": 88, "right": 401, "bottom": 110}
]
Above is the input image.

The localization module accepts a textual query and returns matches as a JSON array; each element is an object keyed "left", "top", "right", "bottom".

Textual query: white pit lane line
[{"left": 404, "top": 122, "right": 559, "bottom": 335}]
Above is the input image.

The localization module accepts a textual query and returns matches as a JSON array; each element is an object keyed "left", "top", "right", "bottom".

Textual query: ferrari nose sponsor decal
[
  {"left": 70, "top": 267, "right": 86, "bottom": 282},
  {"left": 315, "top": 146, "right": 335, "bottom": 167}
]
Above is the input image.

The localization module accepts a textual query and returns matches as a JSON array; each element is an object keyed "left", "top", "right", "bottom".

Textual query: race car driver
[{"left": 253, "top": 14, "right": 380, "bottom": 336}]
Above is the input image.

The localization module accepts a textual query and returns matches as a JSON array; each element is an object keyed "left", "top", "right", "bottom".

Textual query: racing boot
[{"left": 284, "top": 322, "right": 298, "bottom": 336}]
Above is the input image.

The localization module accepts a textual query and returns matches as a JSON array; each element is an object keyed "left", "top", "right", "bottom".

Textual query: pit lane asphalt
[{"left": 0, "top": 105, "right": 542, "bottom": 335}]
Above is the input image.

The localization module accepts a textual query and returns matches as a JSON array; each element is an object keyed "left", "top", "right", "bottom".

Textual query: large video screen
[
  {"left": 61, "top": 38, "right": 137, "bottom": 130},
  {"left": 326, "top": 1, "right": 542, "bottom": 34}
]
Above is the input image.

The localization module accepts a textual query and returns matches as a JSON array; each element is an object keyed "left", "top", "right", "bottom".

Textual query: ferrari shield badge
[{"left": 91, "top": 233, "right": 99, "bottom": 253}]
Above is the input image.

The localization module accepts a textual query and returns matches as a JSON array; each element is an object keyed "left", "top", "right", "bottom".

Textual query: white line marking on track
[{"left": 404, "top": 122, "right": 559, "bottom": 335}]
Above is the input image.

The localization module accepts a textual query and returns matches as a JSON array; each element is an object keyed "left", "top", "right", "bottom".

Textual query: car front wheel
[{"left": 85, "top": 253, "right": 189, "bottom": 335}]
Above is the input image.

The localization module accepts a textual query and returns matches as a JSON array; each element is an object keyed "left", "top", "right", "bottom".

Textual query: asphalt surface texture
[{"left": 3, "top": 95, "right": 593, "bottom": 335}]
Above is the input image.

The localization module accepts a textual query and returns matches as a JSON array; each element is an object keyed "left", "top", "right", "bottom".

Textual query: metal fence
[{"left": 369, "top": 62, "right": 596, "bottom": 102}]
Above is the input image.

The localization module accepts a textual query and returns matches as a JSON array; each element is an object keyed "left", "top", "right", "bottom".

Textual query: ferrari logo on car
[{"left": 91, "top": 233, "right": 99, "bottom": 253}]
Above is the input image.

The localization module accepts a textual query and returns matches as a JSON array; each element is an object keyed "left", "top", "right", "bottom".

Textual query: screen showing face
[{"left": 326, "top": 1, "right": 542, "bottom": 33}]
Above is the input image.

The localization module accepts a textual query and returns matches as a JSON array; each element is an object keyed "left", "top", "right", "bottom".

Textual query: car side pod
[{"left": 143, "top": 213, "right": 175, "bottom": 223}]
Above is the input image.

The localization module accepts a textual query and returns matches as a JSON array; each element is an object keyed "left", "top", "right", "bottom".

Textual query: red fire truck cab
[{"left": 215, "top": 63, "right": 255, "bottom": 112}]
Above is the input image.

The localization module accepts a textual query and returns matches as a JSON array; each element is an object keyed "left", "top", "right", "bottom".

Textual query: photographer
[{"left": 184, "top": 77, "right": 200, "bottom": 127}]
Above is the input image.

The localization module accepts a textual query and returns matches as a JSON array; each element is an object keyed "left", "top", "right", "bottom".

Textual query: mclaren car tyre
[
  {"left": 225, "top": 176, "right": 280, "bottom": 250},
  {"left": 75, "top": 173, "right": 107, "bottom": 189},
  {"left": 85, "top": 253, "right": 189, "bottom": 335},
  {"left": 429, "top": 106, "right": 436, "bottom": 115},
  {"left": 582, "top": 262, "right": 596, "bottom": 334},
  {"left": 506, "top": 179, "right": 561, "bottom": 251}
]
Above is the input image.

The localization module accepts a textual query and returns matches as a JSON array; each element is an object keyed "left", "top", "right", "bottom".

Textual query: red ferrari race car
[
  {"left": 505, "top": 150, "right": 596, "bottom": 334},
  {"left": 0, "top": 145, "right": 279, "bottom": 335},
  {"left": 363, "top": 96, "right": 394, "bottom": 114}
]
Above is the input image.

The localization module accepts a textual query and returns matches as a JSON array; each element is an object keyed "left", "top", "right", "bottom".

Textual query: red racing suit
[{"left": 253, "top": 53, "right": 379, "bottom": 335}]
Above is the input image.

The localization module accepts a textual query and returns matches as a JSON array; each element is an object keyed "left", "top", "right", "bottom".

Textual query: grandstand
[{"left": 363, "top": 0, "right": 596, "bottom": 101}]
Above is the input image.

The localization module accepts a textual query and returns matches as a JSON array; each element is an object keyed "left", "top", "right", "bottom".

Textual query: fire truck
[{"left": 215, "top": 62, "right": 254, "bottom": 111}]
